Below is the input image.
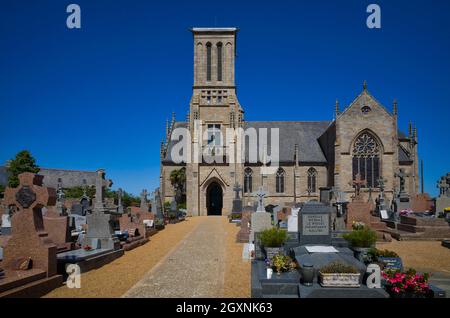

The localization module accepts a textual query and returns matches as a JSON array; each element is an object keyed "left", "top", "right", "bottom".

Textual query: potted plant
[
  {"left": 260, "top": 227, "right": 288, "bottom": 259},
  {"left": 265, "top": 253, "right": 297, "bottom": 276},
  {"left": 319, "top": 261, "right": 360, "bottom": 288},
  {"left": 343, "top": 226, "right": 377, "bottom": 262},
  {"left": 382, "top": 268, "right": 432, "bottom": 298},
  {"left": 154, "top": 218, "right": 165, "bottom": 230},
  {"left": 229, "top": 212, "right": 242, "bottom": 223}
]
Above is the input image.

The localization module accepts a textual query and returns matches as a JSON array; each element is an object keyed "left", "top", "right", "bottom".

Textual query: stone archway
[{"left": 206, "top": 182, "right": 223, "bottom": 216}]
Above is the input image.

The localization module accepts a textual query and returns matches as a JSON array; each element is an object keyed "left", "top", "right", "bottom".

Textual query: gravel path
[{"left": 123, "top": 216, "right": 227, "bottom": 298}]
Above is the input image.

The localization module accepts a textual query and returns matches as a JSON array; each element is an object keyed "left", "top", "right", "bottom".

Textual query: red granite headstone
[{"left": 2, "top": 173, "right": 58, "bottom": 277}]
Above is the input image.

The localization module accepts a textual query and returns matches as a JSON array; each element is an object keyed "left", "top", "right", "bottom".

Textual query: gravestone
[
  {"left": 392, "top": 168, "right": 412, "bottom": 215},
  {"left": 55, "top": 181, "right": 66, "bottom": 216},
  {"left": 436, "top": 173, "right": 450, "bottom": 213},
  {"left": 298, "top": 201, "right": 332, "bottom": 245},
  {"left": 83, "top": 169, "right": 119, "bottom": 250},
  {"left": 287, "top": 207, "right": 299, "bottom": 232},
  {"left": 231, "top": 183, "right": 243, "bottom": 213},
  {"left": 1, "top": 205, "right": 11, "bottom": 235},
  {"left": 0, "top": 172, "right": 63, "bottom": 297},
  {"left": 154, "top": 188, "right": 164, "bottom": 220},
  {"left": 140, "top": 189, "right": 148, "bottom": 212},
  {"left": 117, "top": 188, "right": 124, "bottom": 214},
  {"left": 250, "top": 187, "right": 272, "bottom": 243},
  {"left": 237, "top": 209, "right": 252, "bottom": 243},
  {"left": 43, "top": 208, "right": 73, "bottom": 253}
]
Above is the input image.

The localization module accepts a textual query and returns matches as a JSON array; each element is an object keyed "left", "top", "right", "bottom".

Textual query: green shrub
[
  {"left": 320, "top": 261, "right": 359, "bottom": 274},
  {"left": 231, "top": 213, "right": 242, "bottom": 220},
  {"left": 343, "top": 227, "right": 377, "bottom": 248},
  {"left": 260, "top": 228, "right": 287, "bottom": 248}
]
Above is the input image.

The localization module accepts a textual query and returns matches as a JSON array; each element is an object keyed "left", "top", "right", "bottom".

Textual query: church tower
[{"left": 186, "top": 28, "right": 244, "bottom": 216}]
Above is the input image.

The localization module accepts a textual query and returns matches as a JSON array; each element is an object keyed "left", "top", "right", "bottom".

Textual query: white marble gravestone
[{"left": 287, "top": 207, "right": 299, "bottom": 232}]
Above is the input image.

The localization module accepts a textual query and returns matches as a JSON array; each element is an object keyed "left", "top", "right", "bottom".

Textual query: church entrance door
[{"left": 207, "top": 182, "right": 223, "bottom": 216}]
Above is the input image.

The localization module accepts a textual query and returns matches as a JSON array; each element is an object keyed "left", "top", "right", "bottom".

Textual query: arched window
[
  {"left": 206, "top": 42, "right": 212, "bottom": 81},
  {"left": 276, "top": 168, "right": 285, "bottom": 193},
  {"left": 244, "top": 168, "right": 253, "bottom": 193},
  {"left": 352, "top": 132, "right": 381, "bottom": 188},
  {"left": 217, "top": 42, "right": 223, "bottom": 81},
  {"left": 307, "top": 168, "right": 317, "bottom": 193}
]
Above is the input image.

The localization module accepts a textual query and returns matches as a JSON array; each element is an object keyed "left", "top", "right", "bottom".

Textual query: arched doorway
[{"left": 206, "top": 182, "right": 223, "bottom": 216}]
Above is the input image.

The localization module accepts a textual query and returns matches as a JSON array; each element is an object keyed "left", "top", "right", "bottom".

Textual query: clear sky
[{"left": 1, "top": 0, "right": 449, "bottom": 196}]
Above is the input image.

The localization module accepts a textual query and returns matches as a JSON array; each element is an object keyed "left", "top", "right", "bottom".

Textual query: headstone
[
  {"left": 436, "top": 173, "right": 450, "bottom": 213},
  {"left": 298, "top": 201, "right": 332, "bottom": 245},
  {"left": 55, "top": 181, "right": 66, "bottom": 216},
  {"left": 287, "top": 207, "right": 299, "bottom": 232},
  {"left": 154, "top": 188, "right": 164, "bottom": 220},
  {"left": 2, "top": 173, "right": 58, "bottom": 277},
  {"left": 350, "top": 173, "right": 366, "bottom": 200},
  {"left": 250, "top": 187, "right": 272, "bottom": 243},
  {"left": 83, "top": 169, "right": 119, "bottom": 250},
  {"left": 43, "top": 208, "right": 73, "bottom": 252},
  {"left": 236, "top": 210, "right": 252, "bottom": 243},
  {"left": 231, "top": 183, "right": 243, "bottom": 213},
  {"left": 117, "top": 188, "right": 124, "bottom": 214},
  {"left": 392, "top": 168, "right": 412, "bottom": 215},
  {"left": 319, "top": 187, "right": 332, "bottom": 205},
  {"left": 140, "top": 189, "right": 148, "bottom": 212},
  {"left": 1, "top": 205, "right": 12, "bottom": 235}
]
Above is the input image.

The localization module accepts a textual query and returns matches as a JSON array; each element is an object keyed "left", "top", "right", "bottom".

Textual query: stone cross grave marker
[
  {"left": 350, "top": 173, "right": 366, "bottom": 198},
  {"left": 117, "top": 188, "right": 124, "bottom": 214},
  {"left": 232, "top": 182, "right": 243, "bottom": 213},
  {"left": 395, "top": 168, "right": 410, "bottom": 195},
  {"left": 255, "top": 186, "right": 267, "bottom": 213},
  {"left": 140, "top": 189, "right": 148, "bottom": 212},
  {"left": 3, "top": 172, "right": 58, "bottom": 276},
  {"left": 93, "top": 169, "right": 112, "bottom": 212}
]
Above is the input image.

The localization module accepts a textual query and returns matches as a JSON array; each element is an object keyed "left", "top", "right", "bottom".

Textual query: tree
[
  {"left": 170, "top": 168, "right": 186, "bottom": 204},
  {"left": 0, "top": 184, "right": 5, "bottom": 198},
  {"left": 6, "top": 150, "right": 40, "bottom": 188}
]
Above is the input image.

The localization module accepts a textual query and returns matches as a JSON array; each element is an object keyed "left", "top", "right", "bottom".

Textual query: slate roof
[
  {"left": 243, "top": 121, "right": 331, "bottom": 164},
  {"left": 162, "top": 121, "right": 331, "bottom": 164},
  {"left": 398, "top": 145, "right": 413, "bottom": 164}
]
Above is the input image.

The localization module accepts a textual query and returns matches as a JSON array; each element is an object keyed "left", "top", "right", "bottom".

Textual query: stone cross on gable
[
  {"left": 254, "top": 186, "right": 267, "bottom": 213},
  {"left": 94, "top": 169, "right": 112, "bottom": 211},
  {"left": 4, "top": 173, "right": 56, "bottom": 231},
  {"left": 395, "top": 168, "right": 410, "bottom": 194},
  {"left": 351, "top": 173, "right": 366, "bottom": 197},
  {"left": 233, "top": 183, "right": 242, "bottom": 200}
]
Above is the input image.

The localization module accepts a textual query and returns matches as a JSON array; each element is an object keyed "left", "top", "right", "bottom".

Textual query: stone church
[{"left": 159, "top": 28, "right": 419, "bottom": 216}]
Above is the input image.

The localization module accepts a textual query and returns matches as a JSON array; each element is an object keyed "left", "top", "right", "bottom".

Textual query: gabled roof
[
  {"left": 161, "top": 121, "right": 330, "bottom": 164},
  {"left": 338, "top": 89, "right": 393, "bottom": 119}
]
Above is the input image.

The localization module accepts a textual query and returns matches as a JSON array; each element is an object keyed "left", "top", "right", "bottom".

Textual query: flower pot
[
  {"left": 319, "top": 272, "right": 361, "bottom": 288},
  {"left": 301, "top": 264, "right": 314, "bottom": 286},
  {"left": 265, "top": 247, "right": 284, "bottom": 260},
  {"left": 352, "top": 247, "right": 371, "bottom": 262}
]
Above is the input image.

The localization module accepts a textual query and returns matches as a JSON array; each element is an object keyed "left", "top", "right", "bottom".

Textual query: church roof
[
  {"left": 398, "top": 145, "right": 413, "bottom": 164},
  {"left": 243, "top": 121, "right": 330, "bottom": 164},
  {"left": 161, "top": 121, "right": 330, "bottom": 164}
]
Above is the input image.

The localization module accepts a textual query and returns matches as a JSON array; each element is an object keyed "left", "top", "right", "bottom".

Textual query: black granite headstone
[{"left": 298, "top": 202, "right": 333, "bottom": 245}]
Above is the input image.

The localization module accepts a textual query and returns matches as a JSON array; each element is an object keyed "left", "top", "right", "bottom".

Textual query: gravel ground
[
  {"left": 43, "top": 217, "right": 203, "bottom": 298},
  {"left": 123, "top": 216, "right": 226, "bottom": 298},
  {"left": 223, "top": 218, "right": 251, "bottom": 298},
  {"left": 377, "top": 241, "right": 450, "bottom": 273},
  {"left": 45, "top": 216, "right": 250, "bottom": 298}
]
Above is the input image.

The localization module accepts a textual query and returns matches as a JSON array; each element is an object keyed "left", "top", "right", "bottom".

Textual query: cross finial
[
  {"left": 393, "top": 99, "right": 398, "bottom": 116},
  {"left": 335, "top": 99, "right": 340, "bottom": 116},
  {"left": 363, "top": 80, "right": 367, "bottom": 91},
  {"left": 408, "top": 121, "right": 413, "bottom": 137}
]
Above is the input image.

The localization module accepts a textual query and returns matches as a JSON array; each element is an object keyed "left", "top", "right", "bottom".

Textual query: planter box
[{"left": 319, "top": 272, "right": 361, "bottom": 288}]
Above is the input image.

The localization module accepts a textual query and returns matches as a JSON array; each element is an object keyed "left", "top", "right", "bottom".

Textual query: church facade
[{"left": 159, "top": 28, "right": 419, "bottom": 216}]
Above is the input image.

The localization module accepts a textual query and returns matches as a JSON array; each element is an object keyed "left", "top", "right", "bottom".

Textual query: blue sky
[{"left": 0, "top": 0, "right": 449, "bottom": 196}]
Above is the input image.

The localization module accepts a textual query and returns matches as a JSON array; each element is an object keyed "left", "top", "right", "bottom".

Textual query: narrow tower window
[
  {"left": 217, "top": 42, "right": 223, "bottom": 81},
  {"left": 244, "top": 168, "right": 253, "bottom": 193},
  {"left": 206, "top": 42, "right": 212, "bottom": 82},
  {"left": 276, "top": 168, "right": 285, "bottom": 193}
]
